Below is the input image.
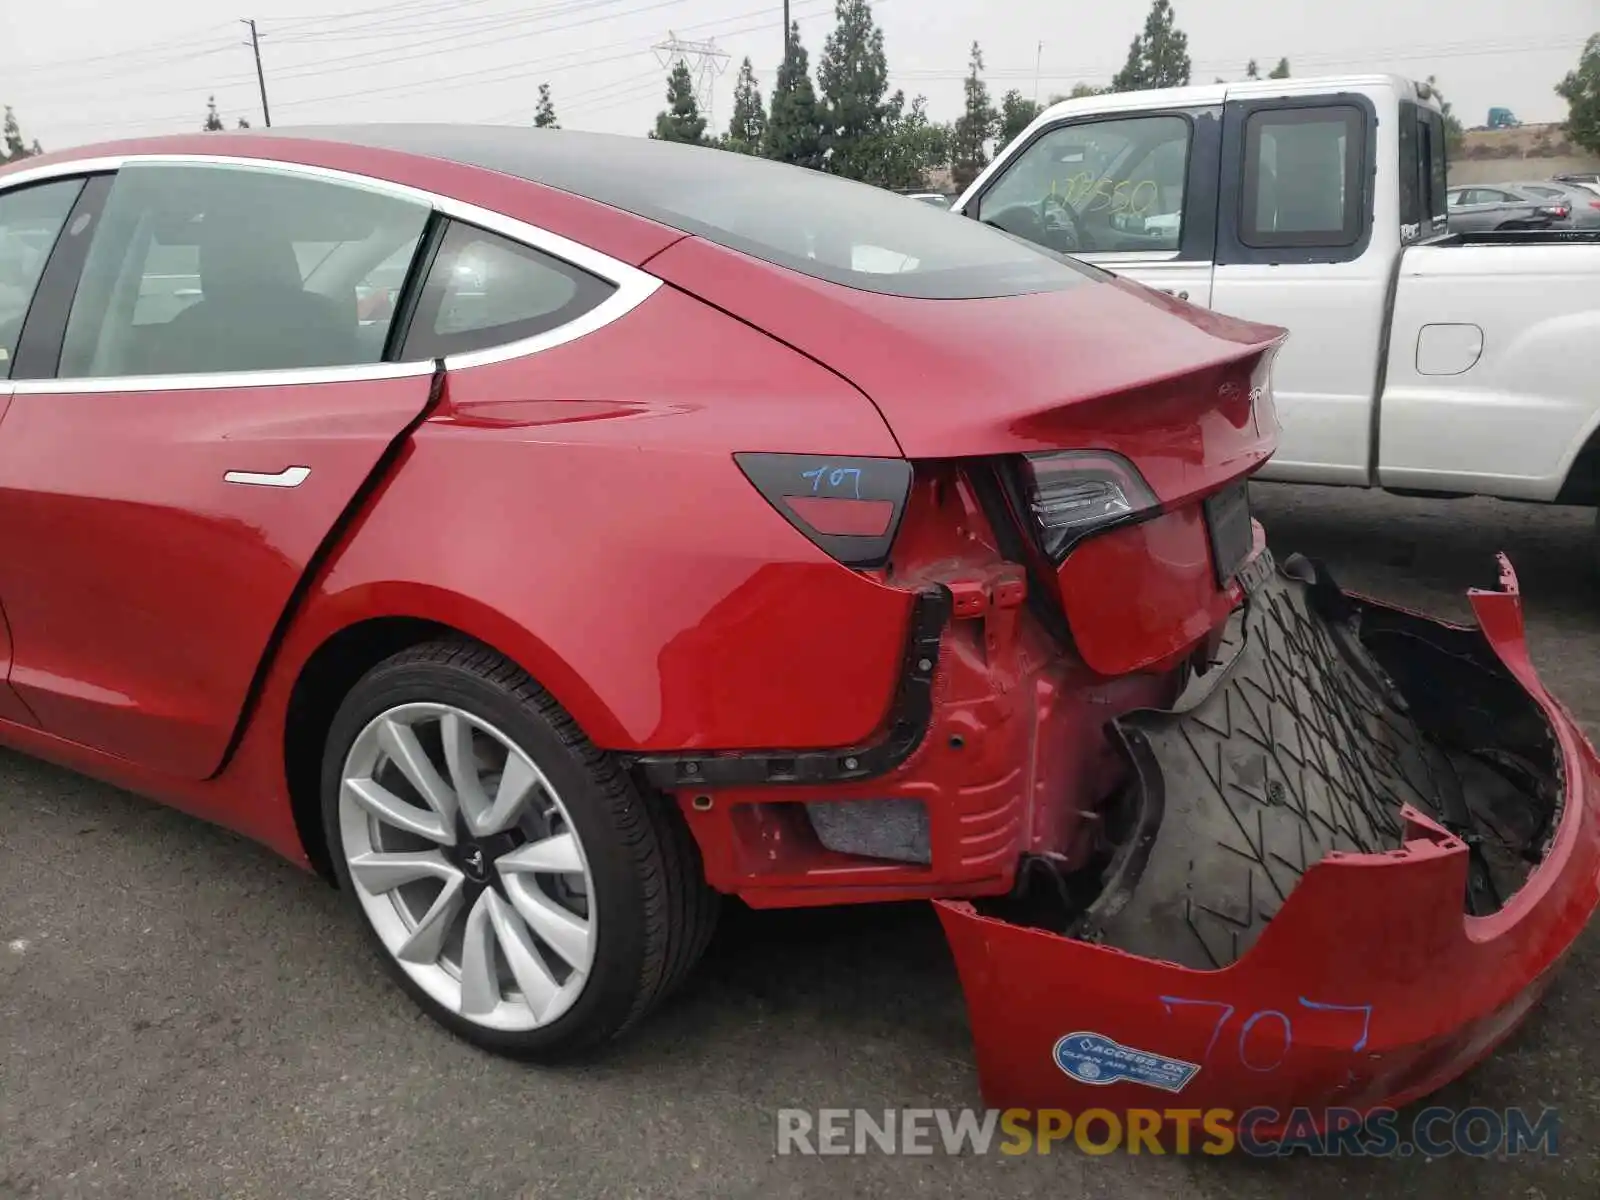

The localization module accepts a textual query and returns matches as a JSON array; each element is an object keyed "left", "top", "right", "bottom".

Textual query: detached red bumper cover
[{"left": 936, "top": 555, "right": 1600, "bottom": 1125}]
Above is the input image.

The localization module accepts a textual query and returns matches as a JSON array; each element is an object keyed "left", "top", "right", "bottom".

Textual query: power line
[
  {"left": 9, "top": 27, "right": 238, "bottom": 77},
  {"left": 51, "top": 0, "right": 835, "bottom": 137},
  {"left": 258, "top": 0, "right": 830, "bottom": 115},
  {"left": 262, "top": 0, "right": 688, "bottom": 85},
  {"left": 883, "top": 34, "right": 1589, "bottom": 84}
]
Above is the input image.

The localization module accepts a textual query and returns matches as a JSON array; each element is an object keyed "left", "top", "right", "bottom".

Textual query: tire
[
  {"left": 1077, "top": 560, "right": 1447, "bottom": 970},
  {"left": 320, "top": 639, "right": 718, "bottom": 1060}
]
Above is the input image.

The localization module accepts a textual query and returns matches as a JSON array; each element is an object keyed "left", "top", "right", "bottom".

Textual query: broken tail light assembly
[{"left": 1013, "top": 450, "right": 1160, "bottom": 564}]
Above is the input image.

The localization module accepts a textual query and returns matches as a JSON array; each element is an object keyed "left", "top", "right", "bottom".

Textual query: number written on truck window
[{"left": 975, "top": 114, "right": 1192, "bottom": 256}]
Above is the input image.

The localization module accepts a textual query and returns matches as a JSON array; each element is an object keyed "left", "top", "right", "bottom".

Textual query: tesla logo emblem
[{"left": 462, "top": 847, "right": 486, "bottom": 878}]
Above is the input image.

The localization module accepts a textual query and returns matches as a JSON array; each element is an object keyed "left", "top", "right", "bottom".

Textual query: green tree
[
  {"left": 1269, "top": 57, "right": 1290, "bottom": 79},
  {"left": 203, "top": 96, "right": 225, "bottom": 132},
  {"left": 1556, "top": 33, "right": 1600, "bottom": 155},
  {"left": 1, "top": 106, "right": 41, "bottom": 161},
  {"left": 653, "top": 61, "right": 707, "bottom": 144},
  {"left": 1048, "top": 82, "right": 1107, "bottom": 104},
  {"left": 1245, "top": 59, "right": 1260, "bottom": 80},
  {"left": 998, "top": 89, "right": 1042, "bottom": 146},
  {"left": 724, "top": 57, "right": 766, "bottom": 154},
  {"left": 881, "top": 94, "right": 950, "bottom": 189},
  {"left": 764, "top": 21, "right": 825, "bottom": 169},
  {"left": 816, "top": 0, "right": 896, "bottom": 182},
  {"left": 1111, "top": 0, "right": 1191, "bottom": 92},
  {"left": 1425, "top": 75, "right": 1466, "bottom": 156},
  {"left": 950, "top": 41, "right": 997, "bottom": 191},
  {"left": 237, "top": 117, "right": 251, "bottom": 129},
  {"left": 535, "top": 82, "right": 559, "bottom": 129}
]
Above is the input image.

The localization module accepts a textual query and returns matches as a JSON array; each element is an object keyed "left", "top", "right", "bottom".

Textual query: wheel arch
[
  {"left": 1555, "top": 414, "right": 1600, "bottom": 507},
  {"left": 279, "top": 587, "right": 637, "bottom": 883}
]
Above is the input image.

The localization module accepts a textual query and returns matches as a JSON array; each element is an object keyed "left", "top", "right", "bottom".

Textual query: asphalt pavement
[{"left": 2, "top": 483, "right": 1599, "bottom": 1200}]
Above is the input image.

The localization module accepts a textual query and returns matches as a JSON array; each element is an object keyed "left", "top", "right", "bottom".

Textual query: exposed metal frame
[{"left": 0, "top": 152, "right": 662, "bottom": 394}]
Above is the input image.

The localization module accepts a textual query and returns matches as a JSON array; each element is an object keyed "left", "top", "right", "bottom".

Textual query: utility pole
[
  {"left": 782, "top": 1, "right": 790, "bottom": 70},
  {"left": 241, "top": 18, "right": 271, "bottom": 127},
  {"left": 1033, "top": 41, "right": 1043, "bottom": 107}
]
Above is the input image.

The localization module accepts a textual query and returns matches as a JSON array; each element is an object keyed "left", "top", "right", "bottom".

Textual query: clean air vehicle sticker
[{"left": 1052, "top": 1032, "right": 1201, "bottom": 1094}]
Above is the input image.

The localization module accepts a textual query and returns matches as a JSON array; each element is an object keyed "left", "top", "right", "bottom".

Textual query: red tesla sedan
[{"left": 0, "top": 128, "right": 1594, "bottom": 1126}]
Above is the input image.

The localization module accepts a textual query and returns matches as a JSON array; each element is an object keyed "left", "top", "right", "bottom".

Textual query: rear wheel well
[
  {"left": 284, "top": 616, "right": 452, "bottom": 882},
  {"left": 1556, "top": 423, "right": 1600, "bottom": 507}
]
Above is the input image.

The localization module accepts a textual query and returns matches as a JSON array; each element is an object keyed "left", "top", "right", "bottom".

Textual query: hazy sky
[{"left": 4, "top": 0, "right": 1593, "bottom": 154}]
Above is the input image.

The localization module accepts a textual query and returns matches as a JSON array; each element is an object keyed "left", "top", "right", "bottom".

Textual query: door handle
[
  {"left": 1158, "top": 288, "right": 1191, "bottom": 301},
  {"left": 224, "top": 466, "right": 311, "bottom": 488}
]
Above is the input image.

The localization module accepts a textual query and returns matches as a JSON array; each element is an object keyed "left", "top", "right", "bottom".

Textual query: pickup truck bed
[{"left": 1379, "top": 233, "right": 1600, "bottom": 503}]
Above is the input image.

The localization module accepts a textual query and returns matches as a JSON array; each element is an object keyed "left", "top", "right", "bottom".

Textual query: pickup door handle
[
  {"left": 1158, "top": 288, "right": 1190, "bottom": 301},
  {"left": 224, "top": 466, "right": 311, "bottom": 488}
]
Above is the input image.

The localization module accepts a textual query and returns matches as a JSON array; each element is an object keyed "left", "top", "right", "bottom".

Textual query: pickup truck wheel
[{"left": 320, "top": 639, "right": 717, "bottom": 1060}]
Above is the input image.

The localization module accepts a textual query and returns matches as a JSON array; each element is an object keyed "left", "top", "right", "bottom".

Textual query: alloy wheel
[{"left": 338, "top": 702, "right": 596, "bottom": 1031}]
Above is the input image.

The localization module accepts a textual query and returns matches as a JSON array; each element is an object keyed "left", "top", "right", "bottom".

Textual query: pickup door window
[
  {"left": 974, "top": 114, "right": 1191, "bottom": 256},
  {"left": 0, "top": 161, "right": 438, "bottom": 778},
  {"left": 969, "top": 108, "right": 1218, "bottom": 306}
]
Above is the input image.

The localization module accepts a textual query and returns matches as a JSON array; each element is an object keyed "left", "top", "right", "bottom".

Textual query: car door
[
  {"left": 1448, "top": 188, "right": 1489, "bottom": 232},
  {"left": 1207, "top": 93, "right": 1383, "bottom": 485},
  {"left": 963, "top": 106, "right": 1221, "bottom": 307},
  {"left": 0, "top": 158, "right": 439, "bottom": 778},
  {"left": 0, "top": 174, "right": 88, "bottom": 727}
]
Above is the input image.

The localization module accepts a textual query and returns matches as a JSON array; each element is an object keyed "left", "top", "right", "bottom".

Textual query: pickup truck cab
[{"left": 955, "top": 75, "right": 1600, "bottom": 531}]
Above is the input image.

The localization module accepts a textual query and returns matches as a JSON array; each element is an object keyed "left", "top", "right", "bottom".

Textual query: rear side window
[
  {"left": 1423, "top": 109, "right": 1449, "bottom": 226},
  {"left": 58, "top": 163, "right": 430, "bottom": 379},
  {"left": 1241, "top": 105, "right": 1363, "bottom": 247},
  {"left": 0, "top": 179, "right": 83, "bottom": 376},
  {"left": 400, "top": 222, "right": 615, "bottom": 360}
]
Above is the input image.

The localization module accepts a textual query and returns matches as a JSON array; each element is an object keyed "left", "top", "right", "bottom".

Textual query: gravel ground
[{"left": 1, "top": 484, "right": 1597, "bottom": 1200}]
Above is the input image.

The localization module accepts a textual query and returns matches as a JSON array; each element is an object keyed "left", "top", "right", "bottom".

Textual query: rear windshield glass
[{"left": 549, "top": 147, "right": 1094, "bottom": 299}]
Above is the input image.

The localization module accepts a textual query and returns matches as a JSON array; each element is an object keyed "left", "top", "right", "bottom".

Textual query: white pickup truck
[{"left": 954, "top": 74, "right": 1600, "bottom": 534}]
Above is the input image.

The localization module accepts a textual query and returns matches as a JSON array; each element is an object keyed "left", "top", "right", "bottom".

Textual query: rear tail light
[
  {"left": 735, "top": 452, "right": 912, "bottom": 567},
  {"left": 1016, "top": 450, "right": 1158, "bottom": 563}
]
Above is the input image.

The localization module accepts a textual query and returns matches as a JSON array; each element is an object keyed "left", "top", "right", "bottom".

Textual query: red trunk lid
[
  {"left": 646, "top": 239, "right": 1282, "bottom": 502},
  {"left": 651, "top": 238, "right": 1285, "bottom": 676}
]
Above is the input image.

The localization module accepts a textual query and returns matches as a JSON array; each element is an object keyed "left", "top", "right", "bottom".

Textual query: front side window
[
  {"left": 0, "top": 179, "right": 83, "bottom": 375},
  {"left": 1241, "top": 106, "right": 1363, "bottom": 247},
  {"left": 58, "top": 164, "right": 430, "bottom": 378},
  {"left": 400, "top": 222, "right": 615, "bottom": 360},
  {"left": 975, "top": 114, "right": 1192, "bottom": 256}
]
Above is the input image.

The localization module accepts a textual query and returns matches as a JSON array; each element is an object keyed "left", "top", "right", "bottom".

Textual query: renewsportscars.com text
[{"left": 774, "top": 1106, "right": 1560, "bottom": 1158}]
